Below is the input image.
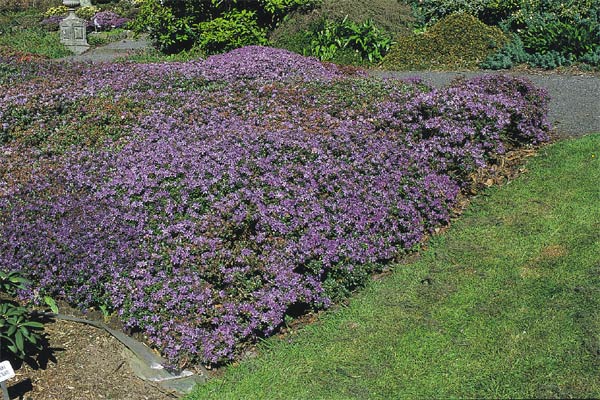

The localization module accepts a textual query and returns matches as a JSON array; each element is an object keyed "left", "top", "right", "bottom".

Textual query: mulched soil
[{"left": 4, "top": 318, "right": 177, "bottom": 400}]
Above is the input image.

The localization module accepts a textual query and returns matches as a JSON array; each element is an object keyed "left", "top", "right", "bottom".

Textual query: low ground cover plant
[{"left": 0, "top": 46, "right": 549, "bottom": 367}]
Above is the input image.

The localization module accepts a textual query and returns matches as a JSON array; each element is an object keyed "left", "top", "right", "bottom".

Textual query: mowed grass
[{"left": 188, "top": 134, "right": 600, "bottom": 399}]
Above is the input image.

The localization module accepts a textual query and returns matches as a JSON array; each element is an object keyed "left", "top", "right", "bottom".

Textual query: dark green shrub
[
  {"left": 131, "top": 0, "right": 317, "bottom": 54},
  {"left": 103, "top": 0, "right": 143, "bottom": 20},
  {"left": 517, "top": 16, "right": 600, "bottom": 58},
  {"left": 407, "top": 0, "right": 489, "bottom": 27},
  {"left": 129, "top": 0, "right": 195, "bottom": 53},
  {"left": 580, "top": 47, "right": 600, "bottom": 66},
  {"left": 406, "top": 0, "right": 523, "bottom": 27},
  {"left": 479, "top": 1, "right": 600, "bottom": 70},
  {"left": 407, "top": 0, "right": 599, "bottom": 28},
  {"left": 483, "top": 33, "right": 600, "bottom": 70},
  {"left": 382, "top": 13, "right": 509, "bottom": 70}
]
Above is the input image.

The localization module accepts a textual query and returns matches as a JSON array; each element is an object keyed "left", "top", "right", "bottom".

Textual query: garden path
[{"left": 59, "top": 36, "right": 151, "bottom": 63}]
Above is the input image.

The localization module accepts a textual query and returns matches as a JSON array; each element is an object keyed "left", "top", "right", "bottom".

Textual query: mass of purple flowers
[
  {"left": 90, "top": 11, "right": 129, "bottom": 31},
  {"left": 0, "top": 46, "right": 550, "bottom": 366}
]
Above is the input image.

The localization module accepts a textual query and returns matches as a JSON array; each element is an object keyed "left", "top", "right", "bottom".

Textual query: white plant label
[{"left": 0, "top": 361, "right": 15, "bottom": 382}]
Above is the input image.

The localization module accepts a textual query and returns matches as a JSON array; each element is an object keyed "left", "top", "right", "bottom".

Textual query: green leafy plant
[
  {"left": 260, "top": 0, "right": 321, "bottom": 23},
  {"left": 305, "top": 17, "right": 392, "bottom": 64},
  {"left": 131, "top": 0, "right": 318, "bottom": 53},
  {"left": 519, "top": 17, "right": 599, "bottom": 57},
  {"left": 196, "top": 9, "right": 269, "bottom": 55},
  {"left": 129, "top": 0, "right": 195, "bottom": 53},
  {"left": 0, "top": 271, "right": 28, "bottom": 295},
  {"left": 0, "top": 271, "right": 44, "bottom": 359},
  {"left": 43, "top": 295, "right": 59, "bottom": 314},
  {"left": 269, "top": 0, "right": 414, "bottom": 59}
]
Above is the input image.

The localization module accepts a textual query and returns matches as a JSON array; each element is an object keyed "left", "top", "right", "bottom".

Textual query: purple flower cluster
[
  {"left": 199, "top": 46, "right": 361, "bottom": 82},
  {"left": 90, "top": 11, "right": 129, "bottom": 31},
  {"left": 0, "top": 47, "right": 550, "bottom": 366},
  {"left": 40, "top": 15, "right": 65, "bottom": 30}
]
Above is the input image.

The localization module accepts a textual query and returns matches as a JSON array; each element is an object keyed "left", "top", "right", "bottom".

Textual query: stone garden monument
[{"left": 60, "top": 0, "right": 90, "bottom": 55}]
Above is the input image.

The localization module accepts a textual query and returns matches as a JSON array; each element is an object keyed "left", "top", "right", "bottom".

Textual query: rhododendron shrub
[{"left": 0, "top": 46, "right": 549, "bottom": 365}]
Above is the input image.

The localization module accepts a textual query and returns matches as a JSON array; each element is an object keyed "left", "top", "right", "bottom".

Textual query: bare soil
[{"left": 4, "top": 318, "right": 177, "bottom": 400}]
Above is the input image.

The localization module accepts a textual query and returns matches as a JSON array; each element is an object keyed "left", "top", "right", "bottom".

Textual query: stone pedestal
[{"left": 60, "top": 11, "right": 90, "bottom": 55}]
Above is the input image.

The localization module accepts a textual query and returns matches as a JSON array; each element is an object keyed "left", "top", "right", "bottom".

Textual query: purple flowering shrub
[
  {"left": 199, "top": 46, "right": 363, "bottom": 82},
  {"left": 90, "top": 11, "right": 130, "bottom": 31},
  {"left": 0, "top": 47, "right": 550, "bottom": 366},
  {"left": 40, "top": 15, "right": 65, "bottom": 31}
]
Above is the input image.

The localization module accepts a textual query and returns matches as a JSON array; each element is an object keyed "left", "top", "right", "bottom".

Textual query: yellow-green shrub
[
  {"left": 381, "top": 13, "right": 509, "bottom": 70},
  {"left": 43, "top": 5, "right": 68, "bottom": 18},
  {"left": 76, "top": 6, "right": 101, "bottom": 21}
]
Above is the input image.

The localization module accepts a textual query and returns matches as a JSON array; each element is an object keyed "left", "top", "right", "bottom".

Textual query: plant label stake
[{"left": 0, "top": 361, "right": 15, "bottom": 400}]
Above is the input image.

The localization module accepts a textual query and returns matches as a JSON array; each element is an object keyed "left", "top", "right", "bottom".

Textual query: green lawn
[{"left": 188, "top": 134, "right": 600, "bottom": 399}]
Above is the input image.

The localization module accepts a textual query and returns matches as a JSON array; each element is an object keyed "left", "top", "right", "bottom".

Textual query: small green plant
[
  {"left": 0, "top": 271, "right": 44, "bottom": 359},
  {"left": 0, "top": 271, "right": 28, "bottom": 294},
  {"left": 43, "top": 295, "right": 59, "bottom": 314}
]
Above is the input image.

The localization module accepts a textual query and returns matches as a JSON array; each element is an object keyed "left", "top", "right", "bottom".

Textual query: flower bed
[{"left": 0, "top": 46, "right": 549, "bottom": 366}]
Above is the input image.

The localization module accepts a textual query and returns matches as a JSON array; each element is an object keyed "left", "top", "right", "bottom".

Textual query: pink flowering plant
[{"left": 0, "top": 46, "right": 550, "bottom": 366}]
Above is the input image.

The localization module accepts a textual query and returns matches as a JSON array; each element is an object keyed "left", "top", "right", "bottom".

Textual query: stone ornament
[{"left": 60, "top": 0, "right": 90, "bottom": 55}]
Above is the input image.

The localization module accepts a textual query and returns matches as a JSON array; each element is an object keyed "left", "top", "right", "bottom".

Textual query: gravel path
[
  {"left": 371, "top": 70, "right": 600, "bottom": 138},
  {"left": 59, "top": 37, "right": 151, "bottom": 63}
]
